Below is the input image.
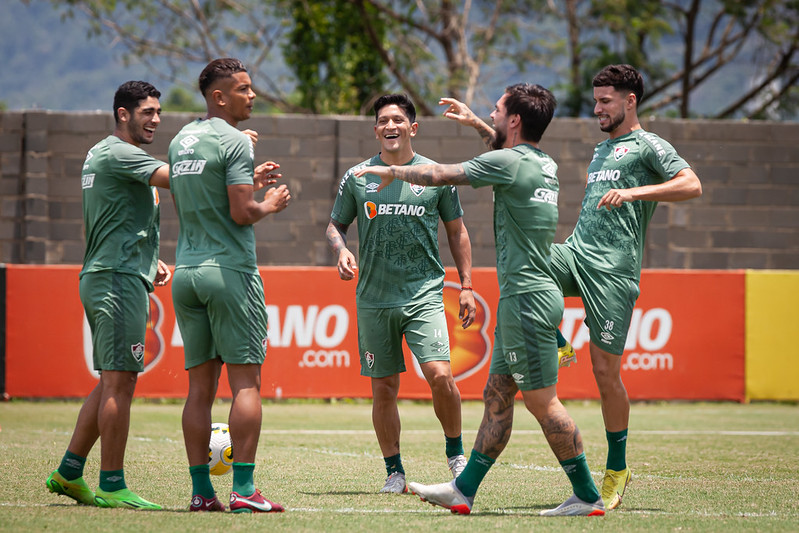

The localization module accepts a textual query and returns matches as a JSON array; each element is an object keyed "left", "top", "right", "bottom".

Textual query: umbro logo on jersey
[
  {"left": 614, "top": 146, "right": 630, "bottom": 161},
  {"left": 542, "top": 161, "right": 556, "bottom": 177},
  {"left": 366, "top": 182, "right": 379, "bottom": 193},
  {"left": 178, "top": 135, "right": 200, "bottom": 156},
  {"left": 410, "top": 184, "right": 425, "bottom": 196}
]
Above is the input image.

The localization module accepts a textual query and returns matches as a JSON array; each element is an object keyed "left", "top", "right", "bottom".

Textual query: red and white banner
[{"left": 4, "top": 266, "right": 745, "bottom": 401}]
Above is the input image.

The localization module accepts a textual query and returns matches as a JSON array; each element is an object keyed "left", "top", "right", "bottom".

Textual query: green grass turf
[{"left": 0, "top": 399, "right": 797, "bottom": 532}]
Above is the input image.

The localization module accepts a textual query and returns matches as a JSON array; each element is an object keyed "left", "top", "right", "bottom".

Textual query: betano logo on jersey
[{"left": 363, "top": 201, "right": 426, "bottom": 220}]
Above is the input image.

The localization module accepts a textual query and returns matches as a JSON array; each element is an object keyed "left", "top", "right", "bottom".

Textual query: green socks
[
  {"left": 606, "top": 429, "right": 628, "bottom": 471},
  {"left": 455, "top": 450, "right": 495, "bottom": 497},
  {"left": 561, "top": 453, "right": 600, "bottom": 503},
  {"left": 190, "top": 464, "right": 216, "bottom": 499},
  {"left": 99, "top": 469, "right": 126, "bottom": 492},
  {"left": 384, "top": 454, "right": 404, "bottom": 476},
  {"left": 232, "top": 462, "right": 256, "bottom": 496},
  {"left": 445, "top": 435, "right": 464, "bottom": 459},
  {"left": 58, "top": 450, "right": 87, "bottom": 481},
  {"left": 556, "top": 328, "right": 567, "bottom": 348}
]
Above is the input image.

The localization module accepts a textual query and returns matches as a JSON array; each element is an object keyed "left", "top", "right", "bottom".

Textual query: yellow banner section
[{"left": 746, "top": 270, "right": 799, "bottom": 401}]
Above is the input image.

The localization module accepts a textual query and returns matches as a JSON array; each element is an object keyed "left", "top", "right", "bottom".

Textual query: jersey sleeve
[
  {"left": 223, "top": 132, "right": 255, "bottom": 186},
  {"left": 462, "top": 150, "right": 516, "bottom": 189},
  {"left": 640, "top": 133, "right": 690, "bottom": 184},
  {"left": 330, "top": 168, "right": 358, "bottom": 225},
  {"left": 109, "top": 143, "right": 165, "bottom": 185},
  {"left": 437, "top": 184, "right": 464, "bottom": 223}
]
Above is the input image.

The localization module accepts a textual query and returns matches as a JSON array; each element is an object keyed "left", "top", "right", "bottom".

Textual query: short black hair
[
  {"left": 199, "top": 58, "right": 248, "bottom": 97},
  {"left": 503, "top": 83, "right": 557, "bottom": 143},
  {"left": 113, "top": 81, "right": 160, "bottom": 123},
  {"left": 373, "top": 93, "right": 416, "bottom": 124},
  {"left": 593, "top": 64, "right": 645, "bottom": 105}
]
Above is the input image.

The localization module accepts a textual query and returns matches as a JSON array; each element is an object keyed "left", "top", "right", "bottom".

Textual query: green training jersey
[
  {"left": 169, "top": 117, "right": 257, "bottom": 273},
  {"left": 462, "top": 144, "right": 560, "bottom": 297},
  {"left": 80, "top": 135, "right": 165, "bottom": 290},
  {"left": 331, "top": 153, "right": 464, "bottom": 308},
  {"left": 564, "top": 128, "right": 689, "bottom": 280}
]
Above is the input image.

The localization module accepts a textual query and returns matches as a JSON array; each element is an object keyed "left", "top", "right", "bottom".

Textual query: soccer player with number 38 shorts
[{"left": 552, "top": 64, "right": 702, "bottom": 510}]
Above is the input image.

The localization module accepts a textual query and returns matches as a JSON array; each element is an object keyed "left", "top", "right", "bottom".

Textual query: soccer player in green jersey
[
  {"left": 326, "top": 94, "right": 476, "bottom": 494},
  {"left": 552, "top": 64, "right": 702, "bottom": 510},
  {"left": 354, "top": 84, "right": 605, "bottom": 517},
  {"left": 169, "top": 58, "right": 291, "bottom": 513},
  {"left": 46, "top": 81, "right": 171, "bottom": 510}
]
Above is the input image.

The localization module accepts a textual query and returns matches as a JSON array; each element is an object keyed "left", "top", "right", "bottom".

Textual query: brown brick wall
[{"left": 1, "top": 111, "right": 797, "bottom": 269}]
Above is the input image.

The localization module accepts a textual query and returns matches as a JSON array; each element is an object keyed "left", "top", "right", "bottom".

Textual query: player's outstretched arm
[
  {"left": 354, "top": 163, "right": 469, "bottom": 192},
  {"left": 228, "top": 183, "right": 291, "bottom": 225},
  {"left": 439, "top": 97, "right": 496, "bottom": 150},
  {"left": 596, "top": 168, "right": 702, "bottom": 210},
  {"left": 326, "top": 219, "right": 357, "bottom": 281},
  {"left": 148, "top": 164, "right": 170, "bottom": 189}
]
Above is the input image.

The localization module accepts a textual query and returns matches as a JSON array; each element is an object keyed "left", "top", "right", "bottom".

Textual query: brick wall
[{"left": 1, "top": 111, "right": 797, "bottom": 269}]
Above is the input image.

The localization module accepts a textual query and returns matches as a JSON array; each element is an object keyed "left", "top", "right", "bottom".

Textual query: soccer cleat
[
  {"left": 229, "top": 489, "right": 284, "bottom": 513},
  {"left": 447, "top": 454, "right": 467, "bottom": 478},
  {"left": 540, "top": 492, "right": 605, "bottom": 516},
  {"left": 558, "top": 341, "right": 577, "bottom": 368},
  {"left": 46, "top": 470, "right": 96, "bottom": 505},
  {"left": 601, "top": 467, "right": 631, "bottom": 510},
  {"left": 379, "top": 471, "right": 408, "bottom": 494},
  {"left": 94, "top": 488, "right": 161, "bottom": 510},
  {"left": 190, "top": 494, "right": 226, "bottom": 512},
  {"left": 408, "top": 479, "right": 474, "bottom": 515}
]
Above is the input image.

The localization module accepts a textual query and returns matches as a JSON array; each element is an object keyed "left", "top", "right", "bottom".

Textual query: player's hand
[
  {"left": 353, "top": 166, "right": 394, "bottom": 192},
  {"left": 337, "top": 248, "right": 358, "bottom": 281},
  {"left": 254, "top": 161, "right": 281, "bottom": 191},
  {"left": 597, "top": 188, "right": 635, "bottom": 210},
  {"left": 263, "top": 184, "right": 291, "bottom": 214},
  {"left": 154, "top": 259, "right": 172, "bottom": 286},
  {"left": 458, "top": 289, "right": 476, "bottom": 328},
  {"left": 439, "top": 97, "right": 476, "bottom": 126},
  {"left": 243, "top": 129, "right": 259, "bottom": 146}
]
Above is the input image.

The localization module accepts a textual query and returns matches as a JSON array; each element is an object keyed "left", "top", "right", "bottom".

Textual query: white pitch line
[{"left": 262, "top": 429, "right": 799, "bottom": 437}]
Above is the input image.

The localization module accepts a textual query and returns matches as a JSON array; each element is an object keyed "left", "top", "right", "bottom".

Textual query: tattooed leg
[
  {"left": 472, "top": 374, "right": 518, "bottom": 459},
  {"left": 521, "top": 385, "right": 584, "bottom": 461}
]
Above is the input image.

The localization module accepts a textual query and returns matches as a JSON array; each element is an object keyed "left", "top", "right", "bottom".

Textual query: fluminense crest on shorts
[
  {"left": 130, "top": 342, "right": 145, "bottom": 362},
  {"left": 365, "top": 351, "right": 375, "bottom": 368}
]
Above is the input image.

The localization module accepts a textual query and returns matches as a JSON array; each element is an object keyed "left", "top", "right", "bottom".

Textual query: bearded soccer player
[
  {"left": 552, "top": 64, "right": 702, "bottom": 510},
  {"left": 46, "top": 81, "right": 171, "bottom": 510},
  {"left": 326, "top": 93, "right": 476, "bottom": 494},
  {"left": 355, "top": 84, "right": 604, "bottom": 517}
]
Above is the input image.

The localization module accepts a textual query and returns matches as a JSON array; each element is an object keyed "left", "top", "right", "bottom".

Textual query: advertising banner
[{"left": 4, "top": 266, "right": 745, "bottom": 401}]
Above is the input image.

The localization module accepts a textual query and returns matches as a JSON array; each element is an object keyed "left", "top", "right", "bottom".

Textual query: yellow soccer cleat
[
  {"left": 601, "top": 468, "right": 631, "bottom": 510},
  {"left": 558, "top": 341, "right": 577, "bottom": 368}
]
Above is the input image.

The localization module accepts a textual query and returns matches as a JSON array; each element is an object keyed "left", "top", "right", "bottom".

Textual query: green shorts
[
  {"left": 79, "top": 271, "right": 150, "bottom": 372},
  {"left": 172, "top": 266, "right": 268, "bottom": 369},
  {"left": 489, "top": 290, "right": 563, "bottom": 391},
  {"left": 357, "top": 300, "right": 449, "bottom": 378},
  {"left": 550, "top": 244, "right": 640, "bottom": 355}
]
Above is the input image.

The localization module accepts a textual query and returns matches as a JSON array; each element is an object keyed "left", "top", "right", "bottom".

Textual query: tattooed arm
[
  {"left": 326, "top": 219, "right": 357, "bottom": 281},
  {"left": 353, "top": 163, "right": 469, "bottom": 192}
]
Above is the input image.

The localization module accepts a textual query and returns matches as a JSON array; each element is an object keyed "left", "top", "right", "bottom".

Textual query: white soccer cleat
[
  {"left": 540, "top": 492, "right": 605, "bottom": 516},
  {"left": 408, "top": 479, "right": 473, "bottom": 515},
  {"left": 379, "top": 471, "right": 407, "bottom": 494},
  {"left": 447, "top": 454, "right": 467, "bottom": 478}
]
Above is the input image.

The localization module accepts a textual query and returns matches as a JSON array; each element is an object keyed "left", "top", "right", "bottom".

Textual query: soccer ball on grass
[{"left": 208, "top": 422, "right": 234, "bottom": 476}]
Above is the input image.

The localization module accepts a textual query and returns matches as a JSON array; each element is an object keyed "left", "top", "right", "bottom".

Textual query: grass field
[{"left": 0, "top": 399, "right": 797, "bottom": 532}]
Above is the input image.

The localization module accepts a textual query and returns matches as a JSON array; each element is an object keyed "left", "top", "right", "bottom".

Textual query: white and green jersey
[
  {"left": 462, "top": 144, "right": 560, "bottom": 297},
  {"left": 565, "top": 129, "right": 689, "bottom": 280},
  {"left": 80, "top": 135, "right": 164, "bottom": 290},
  {"left": 169, "top": 117, "right": 257, "bottom": 273},
  {"left": 331, "top": 153, "right": 463, "bottom": 308}
]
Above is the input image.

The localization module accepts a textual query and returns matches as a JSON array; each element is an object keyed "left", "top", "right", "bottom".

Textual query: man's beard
[
  {"left": 491, "top": 128, "right": 506, "bottom": 150},
  {"left": 600, "top": 110, "right": 625, "bottom": 133}
]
